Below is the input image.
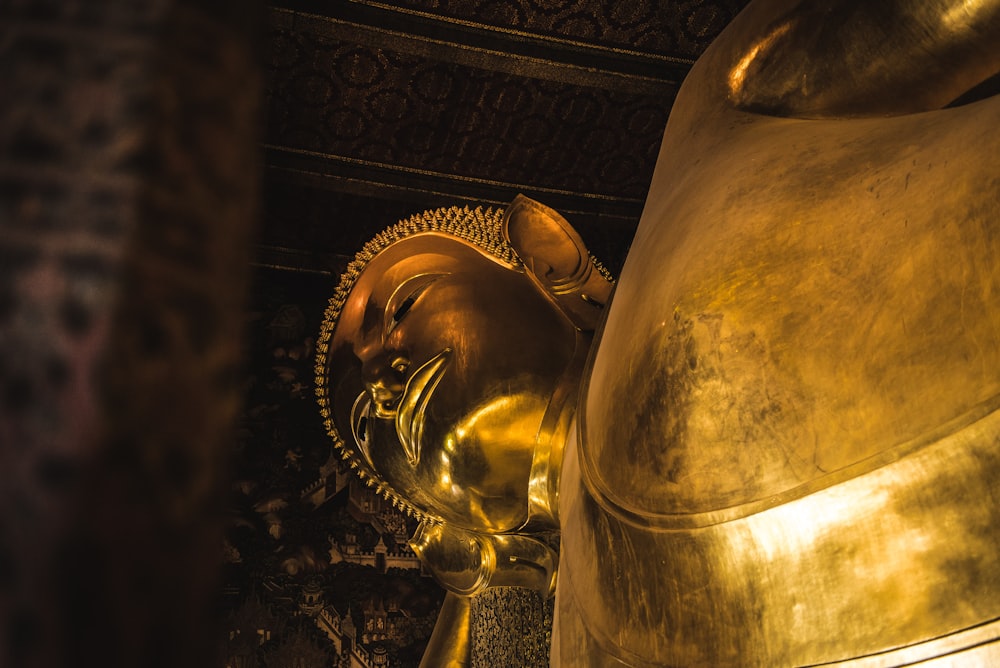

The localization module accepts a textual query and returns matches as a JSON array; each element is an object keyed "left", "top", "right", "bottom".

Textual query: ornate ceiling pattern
[
  {"left": 365, "top": 0, "right": 746, "bottom": 57},
  {"left": 258, "top": 0, "right": 751, "bottom": 274},
  {"left": 265, "top": 26, "right": 672, "bottom": 198}
]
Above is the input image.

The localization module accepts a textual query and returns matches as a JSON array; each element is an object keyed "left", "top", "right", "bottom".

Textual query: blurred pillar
[{"left": 0, "top": 2, "right": 262, "bottom": 666}]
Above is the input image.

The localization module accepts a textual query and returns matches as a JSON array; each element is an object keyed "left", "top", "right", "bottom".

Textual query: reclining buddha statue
[{"left": 316, "top": 0, "right": 1000, "bottom": 664}]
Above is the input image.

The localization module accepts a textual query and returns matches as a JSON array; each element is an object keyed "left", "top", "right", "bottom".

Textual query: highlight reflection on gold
[{"left": 727, "top": 22, "right": 792, "bottom": 96}]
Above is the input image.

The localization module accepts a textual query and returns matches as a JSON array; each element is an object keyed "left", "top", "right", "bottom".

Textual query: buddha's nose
[{"left": 362, "top": 356, "right": 407, "bottom": 417}]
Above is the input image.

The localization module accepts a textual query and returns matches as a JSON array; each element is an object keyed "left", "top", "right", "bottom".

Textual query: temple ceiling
[{"left": 258, "top": 0, "right": 751, "bottom": 275}]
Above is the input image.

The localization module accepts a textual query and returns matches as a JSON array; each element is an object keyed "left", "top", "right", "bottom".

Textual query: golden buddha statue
[
  {"left": 315, "top": 199, "right": 613, "bottom": 595},
  {"left": 317, "top": 0, "right": 1000, "bottom": 664}
]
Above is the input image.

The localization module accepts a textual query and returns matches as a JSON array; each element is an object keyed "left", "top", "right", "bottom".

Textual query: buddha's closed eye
[
  {"left": 384, "top": 273, "right": 444, "bottom": 337},
  {"left": 392, "top": 296, "right": 415, "bottom": 323}
]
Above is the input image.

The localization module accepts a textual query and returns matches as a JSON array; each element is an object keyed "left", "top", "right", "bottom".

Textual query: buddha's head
[{"left": 316, "top": 196, "right": 612, "bottom": 534}]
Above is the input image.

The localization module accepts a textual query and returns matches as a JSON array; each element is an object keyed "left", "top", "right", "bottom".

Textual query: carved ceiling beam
[
  {"left": 264, "top": 144, "right": 645, "bottom": 221},
  {"left": 267, "top": 1, "right": 691, "bottom": 95}
]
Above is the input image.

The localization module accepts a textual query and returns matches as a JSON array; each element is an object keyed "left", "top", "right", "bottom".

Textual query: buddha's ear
[{"left": 503, "top": 194, "right": 613, "bottom": 331}]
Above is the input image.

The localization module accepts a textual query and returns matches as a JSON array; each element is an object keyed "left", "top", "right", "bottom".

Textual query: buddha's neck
[{"left": 524, "top": 330, "right": 591, "bottom": 532}]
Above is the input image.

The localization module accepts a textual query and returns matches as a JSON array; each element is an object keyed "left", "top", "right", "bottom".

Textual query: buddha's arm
[
  {"left": 719, "top": 0, "right": 1000, "bottom": 117},
  {"left": 420, "top": 593, "right": 472, "bottom": 668}
]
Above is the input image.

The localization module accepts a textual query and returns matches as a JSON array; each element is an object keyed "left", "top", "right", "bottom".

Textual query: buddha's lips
[{"left": 396, "top": 348, "right": 451, "bottom": 466}]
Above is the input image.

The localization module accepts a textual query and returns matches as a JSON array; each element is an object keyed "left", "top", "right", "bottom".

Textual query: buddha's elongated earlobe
[{"left": 503, "top": 194, "right": 614, "bottom": 332}]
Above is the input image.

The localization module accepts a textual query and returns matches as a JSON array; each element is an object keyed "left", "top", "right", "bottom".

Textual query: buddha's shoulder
[{"left": 580, "top": 98, "right": 1000, "bottom": 519}]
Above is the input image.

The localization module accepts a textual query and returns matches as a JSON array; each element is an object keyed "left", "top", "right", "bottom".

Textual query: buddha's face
[{"left": 329, "top": 233, "right": 578, "bottom": 532}]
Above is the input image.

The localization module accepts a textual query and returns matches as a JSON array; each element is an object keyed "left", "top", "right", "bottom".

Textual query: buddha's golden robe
[{"left": 554, "top": 3, "right": 1000, "bottom": 662}]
